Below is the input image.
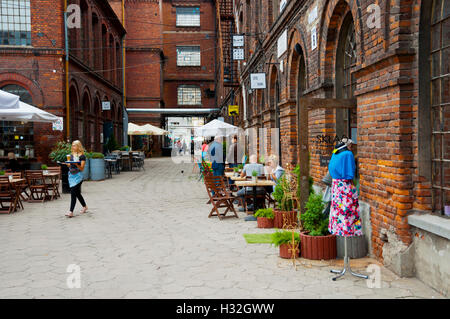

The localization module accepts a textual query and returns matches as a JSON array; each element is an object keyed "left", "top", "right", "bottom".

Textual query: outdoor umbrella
[
  {"left": 0, "top": 89, "right": 20, "bottom": 109},
  {"left": 127, "top": 122, "right": 147, "bottom": 135},
  {"left": 0, "top": 97, "right": 60, "bottom": 123},
  {"left": 141, "top": 123, "right": 169, "bottom": 136},
  {"left": 194, "top": 119, "right": 238, "bottom": 137}
]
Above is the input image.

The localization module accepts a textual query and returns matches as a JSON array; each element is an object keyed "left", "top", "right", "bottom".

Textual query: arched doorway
[
  {"left": 69, "top": 85, "right": 79, "bottom": 140},
  {"left": 81, "top": 91, "right": 91, "bottom": 146},
  {"left": 269, "top": 66, "right": 281, "bottom": 163}
]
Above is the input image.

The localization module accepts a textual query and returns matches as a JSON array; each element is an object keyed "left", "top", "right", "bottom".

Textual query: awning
[
  {"left": 0, "top": 93, "right": 60, "bottom": 123},
  {"left": 0, "top": 89, "right": 20, "bottom": 109}
]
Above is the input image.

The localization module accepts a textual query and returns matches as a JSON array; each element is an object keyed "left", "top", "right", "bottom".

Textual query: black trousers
[{"left": 70, "top": 182, "right": 87, "bottom": 212}]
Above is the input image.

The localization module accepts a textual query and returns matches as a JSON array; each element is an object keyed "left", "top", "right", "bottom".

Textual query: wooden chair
[
  {"left": 24, "top": 170, "right": 50, "bottom": 203},
  {"left": 4, "top": 173, "right": 25, "bottom": 210},
  {"left": 46, "top": 166, "right": 61, "bottom": 198},
  {"left": 0, "top": 178, "right": 18, "bottom": 214},
  {"left": 204, "top": 175, "right": 238, "bottom": 220}
]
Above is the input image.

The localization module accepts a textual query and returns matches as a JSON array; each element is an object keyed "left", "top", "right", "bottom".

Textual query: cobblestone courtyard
[{"left": 0, "top": 158, "right": 445, "bottom": 299}]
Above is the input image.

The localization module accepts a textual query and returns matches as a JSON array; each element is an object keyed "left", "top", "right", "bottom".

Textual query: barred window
[
  {"left": 178, "top": 86, "right": 201, "bottom": 105},
  {"left": 0, "top": 0, "right": 31, "bottom": 46},
  {"left": 176, "top": 7, "right": 200, "bottom": 27},
  {"left": 177, "top": 46, "right": 201, "bottom": 66}
]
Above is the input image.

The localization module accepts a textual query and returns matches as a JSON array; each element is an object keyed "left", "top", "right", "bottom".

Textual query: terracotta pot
[
  {"left": 300, "top": 232, "right": 337, "bottom": 260},
  {"left": 274, "top": 209, "right": 297, "bottom": 229},
  {"left": 279, "top": 243, "right": 300, "bottom": 259},
  {"left": 257, "top": 217, "right": 274, "bottom": 228}
]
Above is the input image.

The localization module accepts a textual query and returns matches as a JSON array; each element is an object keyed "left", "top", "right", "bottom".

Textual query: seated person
[
  {"left": 236, "top": 154, "right": 265, "bottom": 209},
  {"left": 265, "top": 154, "right": 285, "bottom": 193}
]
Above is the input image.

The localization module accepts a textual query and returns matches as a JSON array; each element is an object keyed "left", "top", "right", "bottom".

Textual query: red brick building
[
  {"left": 0, "top": 0, "right": 125, "bottom": 163},
  {"left": 217, "top": 0, "right": 449, "bottom": 295}
]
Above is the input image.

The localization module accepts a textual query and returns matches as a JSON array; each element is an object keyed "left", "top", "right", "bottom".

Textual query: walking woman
[
  {"left": 327, "top": 138, "right": 362, "bottom": 237},
  {"left": 65, "top": 140, "right": 88, "bottom": 218}
]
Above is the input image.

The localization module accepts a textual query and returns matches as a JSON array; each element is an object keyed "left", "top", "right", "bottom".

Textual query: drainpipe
[
  {"left": 122, "top": 0, "right": 127, "bottom": 146},
  {"left": 64, "top": 0, "right": 70, "bottom": 140}
]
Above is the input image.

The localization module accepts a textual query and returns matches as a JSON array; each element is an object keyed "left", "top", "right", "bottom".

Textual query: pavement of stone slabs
[{"left": 0, "top": 157, "right": 445, "bottom": 299}]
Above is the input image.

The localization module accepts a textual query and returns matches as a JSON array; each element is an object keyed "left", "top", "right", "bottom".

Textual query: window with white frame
[
  {"left": 177, "top": 46, "right": 201, "bottom": 66},
  {"left": 178, "top": 86, "right": 202, "bottom": 105},
  {"left": 0, "top": 0, "right": 31, "bottom": 46},
  {"left": 176, "top": 7, "right": 200, "bottom": 27}
]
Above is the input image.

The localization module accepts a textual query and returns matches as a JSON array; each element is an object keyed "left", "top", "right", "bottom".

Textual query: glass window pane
[
  {"left": 434, "top": 133, "right": 443, "bottom": 159},
  {"left": 442, "top": 75, "right": 450, "bottom": 104},
  {"left": 432, "top": 24, "right": 441, "bottom": 51},
  {"left": 444, "top": 105, "right": 450, "bottom": 131},
  {"left": 432, "top": 79, "right": 441, "bottom": 106},
  {"left": 444, "top": 0, "right": 450, "bottom": 19},
  {"left": 443, "top": 18, "right": 450, "bottom": 47},
  {"left": 432, "top": 52, "right": 441, "bottom": 78},
  {"left": 433, "top": 0, "right": 443, "bottom": 23}
]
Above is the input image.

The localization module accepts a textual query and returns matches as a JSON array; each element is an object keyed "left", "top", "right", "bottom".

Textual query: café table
[
  {"left": 234, "top": 179, "right": 276, "bottom": 213},
  {"left": 9, "top": 178, "right": 26, "bottom": 210},
  {"left": 104, "top": 159, "right": 116, "bottom": 179},
  {"left": 43, "top": 172, "right": 60, "bottom": 200}
]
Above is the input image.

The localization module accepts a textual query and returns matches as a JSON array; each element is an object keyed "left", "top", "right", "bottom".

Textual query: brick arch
[
  {"left": 80, "top": 85, "right": 92, "bottom": 113},
  {"left": 287, "top": 27, "right": 308, "bottom": 100},
  {"left": 0, "top": 72, "right": 44, "bottom": 106},
  {"left": 318, "top": 0, "right": 364, "bottom": 85},
  {"left": 268, "top": 58, "right": 279, "bottom": 112}
]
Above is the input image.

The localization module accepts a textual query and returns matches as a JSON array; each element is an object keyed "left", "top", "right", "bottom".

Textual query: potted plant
[
  {"left": 233, "top": 167, "right": 240, "bottom": 177},
  {"left": 299, "top": 193, "right": 337, "bottom": 260},
  {"left": 271, "top": 230, "right": 300, "bottom": 259},
  {"left": 272, "top": 172, "right": 297, "bottom": 229},
  {"left": 49, "top": 141, "right": 72, "bottom": 193},
  {"left": 0, "top": 170, "right": 5, "bottom": 176},
  {"left": 251, "top": 170, "right": 258, "bottom": 182},
  {"left": 254, "top": 208, "right": 274, "bottom": 228},
  {"left": 41, "top": 164, "right": 48, "bottom": 175},
  {"left": 81, "top": 151, "right": 92, "bottom": 181},
  {"left": 90, "top": 152, "right": 105, "bottom": 181}
]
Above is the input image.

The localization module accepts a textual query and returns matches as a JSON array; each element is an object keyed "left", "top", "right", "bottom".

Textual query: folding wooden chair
[
  {"left": 25, "top": 170, "right": 50, "bottom": 203},
  {"left": 204, "top": 175, "right": 238, "bottom": 220},
  {"left": 0, "top": 179, "right": 18, "bottom": 214},
  {"left": 46, "top": 166, "right": 61, "bottom": 198},
  {"left": 4, "top": 173, "right": 24, "bottom": 210}
]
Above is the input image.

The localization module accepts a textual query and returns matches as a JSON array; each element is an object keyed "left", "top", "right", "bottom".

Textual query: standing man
[
  {"left": 208, "top": 136, "right": 224, "bottom": 176},
  {"left": 226, "top": 135, "right": 242, "bottom": 168},
  {"left": 190, "top": 137, "right": 195, "bottom": 162}
]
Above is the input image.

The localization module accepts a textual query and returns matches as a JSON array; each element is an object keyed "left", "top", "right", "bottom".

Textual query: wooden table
[
  {"left": 235, "top": 179, "right": 276, "bottom": 212},
  {"left": 43, "top": 172, "right": 60, "bottom": 199},
  {"left": 9, "top": 178, "right": 26, "bottom": 210}
]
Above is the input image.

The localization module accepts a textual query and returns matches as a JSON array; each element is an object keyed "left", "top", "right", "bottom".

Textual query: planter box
[
  {"left": 82, "top": 158, "right": 90, "bottom": 181},
  {"left": 279, "top": 243, "right": 300, "bottom": 259},
  {"left": 300, "top": 232, "right": 337, "bottom": 260},
  {"left": 274, "top": 209, "right": 297, "bottom": 229},
  {"left": 257, "top": 217, "right": 274, "bottom": 228},
  {"left": 336, "top": 235, "right": 368, "bottom": 259},
  {"left": 90, "top": 158, "right": 105, "bottom": 181}
]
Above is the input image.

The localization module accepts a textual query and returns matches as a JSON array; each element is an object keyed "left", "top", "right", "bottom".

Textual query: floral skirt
[{"left": 328, "top": 179, "right": 363, "bottom": 237}]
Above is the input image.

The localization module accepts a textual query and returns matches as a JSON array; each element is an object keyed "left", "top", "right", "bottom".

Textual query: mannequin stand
[{"left": 330, "top": 236, "right": 368, "bottom": 281}]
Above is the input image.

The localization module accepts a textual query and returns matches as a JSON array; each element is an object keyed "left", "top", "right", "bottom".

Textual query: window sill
[{"left": 408, "top": 213, "right": 450, "bottom": 240}]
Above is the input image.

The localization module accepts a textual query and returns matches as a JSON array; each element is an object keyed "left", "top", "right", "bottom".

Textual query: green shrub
[
  {"left": 120, "top": 146, "right": 129, "bottom": 151},
  {"left": 106, "top": 135, "right": 120, "bottom": 153},
  {"left": 0, "top": 170, "right": 5, "bottom": 175},
  {"left": 85, "top": 151, "right": 93, "bottom": 159},
  {"left": 233, "top": 167, "right": 239, "bottom": 172},
  {"left": 237, "top": 164, "right": 243, "bottom": 170},
  {"left": 49, "top": 141, "right": 72, "bottom": 163},
  {"left": 271, "top": 230, "right": 300, "bottom": 247},
  {"left": 41, "top": 164, "right": 48, "bottom": 170},
  {"left": 300, "top": 193, "right": 329, "bottom": 236},
  {"left": 90, "top": 152, "right": 105, "bottom": 159},
  {"left": 273, "top": 174, "right": 294, "bottom": 211},
  {"left": 251, "top": 170, "right": 258, "bottom": 177},
  {"left": 254, "top": 208, "right": 274, "bottom": 219}
]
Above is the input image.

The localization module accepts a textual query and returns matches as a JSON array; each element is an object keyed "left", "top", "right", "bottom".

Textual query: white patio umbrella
[
  {"left": 194, "top": 119, "right": 238, "bottom": 137},
  {"left": 0, "top": 89, "right": 20, "bottom": 109},
  {"left": 127, "top": 122, "right": 147, "bottom": 135},
  {"left": 141, "top": 123, "right": 169, "bottom": 136},
  {"left": 0, "top": 99, "right": 60, "bottom": 123}
]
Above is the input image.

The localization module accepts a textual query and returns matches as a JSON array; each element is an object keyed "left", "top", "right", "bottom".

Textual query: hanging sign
[
  {"left": 52, "top": 117, "right": 64, "bottom": 131},
  {"left": 233, "top": 35, "right": 244, "bottom": 47},
  {"left": 311, "top": 26, "right": 317, "bottom": 50},
  {"left": 228, "top": 105, "right": 239, "bottom": 116},
  {"left": 233, "top": 48, "right": 244, "bottom": 60},
  {"left": 102, "top": 101, "right": 111, "bottom": 111},
  {"left": 250, "top": 73, "right": 266, "bottom": 89}
]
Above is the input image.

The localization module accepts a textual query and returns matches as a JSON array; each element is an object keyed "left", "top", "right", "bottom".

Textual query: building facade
[
  {"left": 0, "top": 0, "right": 125, "bottom": 163},
  {"left": 219, "top": 0, "right": 449, "bottom": 296}
]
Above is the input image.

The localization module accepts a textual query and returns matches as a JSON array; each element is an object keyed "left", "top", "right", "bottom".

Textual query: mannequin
[{"left": 328, "top": 138, "right": 367, "bottom": 280}]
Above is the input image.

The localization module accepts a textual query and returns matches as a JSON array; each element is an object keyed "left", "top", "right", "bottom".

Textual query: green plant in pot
[
  {"left": 233, "top": 167, "right": 239, "bottom": 176},
  {"left": 0, "top": 170, "right": 5, "bottom": 175},
  {"left": 251, "top": 170, "right": 258, "bottom": 182},
  {"left": 254, "top": 208, "right": 274, "bottom": 228},
  {"left": 299, "top": 193, "right": 336, "bottom": 260},
  {"left": 49, "top": 141, "right": 72, "bottom": 194},
  {"left": 90, "top": 152, "right": 105, "bottom": 181},
  {"left": 272, "top": 173, "right": 297, "bottom": 229},
  {"left": 271, "top": 230, "right": 300, "bottom": 259},
  {"left": 41, "top": 164, "right": 48, "bottom": 174}
]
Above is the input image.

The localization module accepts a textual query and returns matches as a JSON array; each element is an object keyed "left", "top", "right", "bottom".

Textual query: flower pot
[
  {"left": 252, "top": 176, "right": 257, "bottom": 182},
  {"left": 82, "top": 158, "right": 90, "bottom": 181},
  {"left": 90, "top": 158, "right": 105, "bottom": 181},
  {"left": 279, "top": 243, "right": 299, "bottom": 259},
  {"left": 336, "top": 235, "right": 368, "bottom": 259},
  {"left": 300, "top": 232, "right": 337, "bottom": 260},
  {"left": 274, "top": 209, "right": 297, "bottom": 229},
  {"left": 257, "top": 217, "right": 274, "bottom": 228}
]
